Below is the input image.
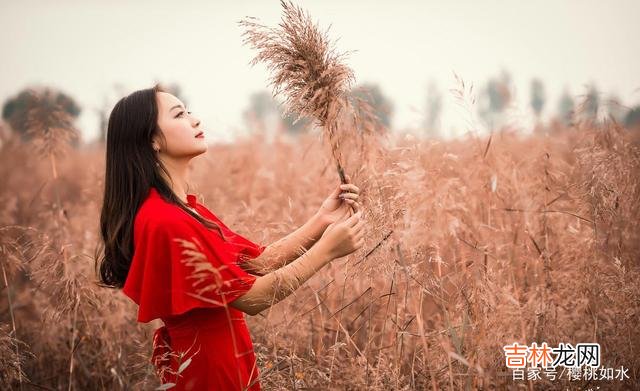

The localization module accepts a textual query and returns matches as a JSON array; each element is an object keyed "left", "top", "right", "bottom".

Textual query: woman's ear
[
  {"left": 151, "top": 137, "right": 161, "bottom": 152},
  {"left": 152, "top": 132, "right": 167, "bottom": 153}
]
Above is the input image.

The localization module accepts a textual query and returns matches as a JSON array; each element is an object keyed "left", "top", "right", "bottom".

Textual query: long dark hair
[{"left": 96, "top": 83, "right": 227, "bottom": 289}]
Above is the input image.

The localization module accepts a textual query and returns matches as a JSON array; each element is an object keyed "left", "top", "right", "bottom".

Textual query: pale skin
[{"left": 152, "top": 91, "right": 366, "bottom": 316}]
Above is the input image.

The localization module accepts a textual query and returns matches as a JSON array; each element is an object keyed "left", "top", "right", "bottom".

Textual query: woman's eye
[{"left": 175, "top": 111, "right": 192, "bottom": 118}]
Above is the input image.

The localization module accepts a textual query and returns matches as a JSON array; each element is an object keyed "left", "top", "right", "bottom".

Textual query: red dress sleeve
[
  {"left": 233, "top": 232, "right": 267, "bottom": 264},
  {"left": 122, "top": 216, "right": 257, "bottom": 323}
]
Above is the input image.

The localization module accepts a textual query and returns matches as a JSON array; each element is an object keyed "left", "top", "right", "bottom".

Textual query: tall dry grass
[
  {"left": 1, "top": 5, "right": 639, "bottom": 389},
  {"left": 0, "top": 103, "right": 639, "bottom": 389}
]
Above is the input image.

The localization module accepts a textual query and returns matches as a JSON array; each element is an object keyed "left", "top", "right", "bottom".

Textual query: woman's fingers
[
  {"left": 342, "top": 198, "right": 360, "bottom": 208},
  {"left": 339, "top": 184, "right": 359, "bottom": 194},
  {"left": 338, "top": 207, "right": 351, "bottom": 221},
  {"left": 353, "top": 218, "right": 365, "bottom": 233},
  {"left": 345, "top": 211, "right": 362, "bottom": 227},
  {"left": 339, "top": 192, "right": 359, "bottom": 201},
  {"left": 341, "top": 199, "right": 361, "bottom": 215},
  {"left": 354, "top": 219, "right": 365, "bottom": 233}
]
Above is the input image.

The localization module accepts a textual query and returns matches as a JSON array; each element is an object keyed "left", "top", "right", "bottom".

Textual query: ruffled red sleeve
[
  {"left": 122, "top": 217, "right": 257, "bottom": 323},
  {"left": 232, "top": 232, "right": 267, "bottom": 264},
  {"left": 194, "top": 206, "right": 266, "bottom": 265}
]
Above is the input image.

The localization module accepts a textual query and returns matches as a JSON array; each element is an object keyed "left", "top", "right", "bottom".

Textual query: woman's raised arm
[
  {"left": 231, "top": 210, "right": 365, "bottom": 316},
  {"left": 241, "top": 212, "right": 330, "bottom": 276},
  {"left": 241, "top": 179, "right": 362, "bottom": 277}
]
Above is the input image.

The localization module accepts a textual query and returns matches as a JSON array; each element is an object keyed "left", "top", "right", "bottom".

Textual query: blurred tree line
[
  {"left": 2, "top": 75, "right": 639, "bottom": 147},
  {"left": 242, "top": 82, "right": 395, "bottom": 138}
]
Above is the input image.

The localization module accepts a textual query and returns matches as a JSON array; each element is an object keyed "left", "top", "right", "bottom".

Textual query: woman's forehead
[{"left": 157, "top": 92, "right": 184, "bottom": 112}]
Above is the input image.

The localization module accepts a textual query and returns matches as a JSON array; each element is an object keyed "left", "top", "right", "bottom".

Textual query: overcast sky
[{"left": 1, "top": 0, "right": 639, "bottom": 143}]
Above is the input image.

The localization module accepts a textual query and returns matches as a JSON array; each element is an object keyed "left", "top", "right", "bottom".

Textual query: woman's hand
[
  {"left": 317, "top": 174, "right": 361, "bottom": 226},
  {"left": 320, "top": 210, "right": 365, "bottom": 260}
]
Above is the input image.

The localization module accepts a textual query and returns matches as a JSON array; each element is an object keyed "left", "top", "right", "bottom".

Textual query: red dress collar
[{"left": 186, "top": 193, "right": 197, "bottom": 208}]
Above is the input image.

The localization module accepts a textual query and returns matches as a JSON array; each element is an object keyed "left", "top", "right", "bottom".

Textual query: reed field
[
  {"left": 1, "top": 114, "right": 639, "bottom": 390},
  {"left": 1, "top": 2, "right": 639, "bottom": 390}
]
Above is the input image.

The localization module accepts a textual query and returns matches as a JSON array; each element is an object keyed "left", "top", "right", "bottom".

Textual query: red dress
[{"left": 122, "top": 187, "right": 265, "bottom": 390}]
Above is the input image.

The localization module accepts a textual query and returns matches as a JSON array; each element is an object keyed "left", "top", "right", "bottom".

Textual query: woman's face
[{"left": 153, "top": 91, "right": 207, "bottom": 159}]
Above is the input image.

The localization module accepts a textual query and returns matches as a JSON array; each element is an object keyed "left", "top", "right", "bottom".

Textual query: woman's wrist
[
  {"left": 309, "top": 237, "right": 334, "bottom": 264},
  {"left": 311, "top": 211, "right": 331, "bottom": 232}
]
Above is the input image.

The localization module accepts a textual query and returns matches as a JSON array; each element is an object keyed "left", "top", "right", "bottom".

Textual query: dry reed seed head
[
  {"left": 23, "top": 88, "right": 80, "bottom": 158},
  {"left": 0, "top": 225, "right": 40, "bottom": 276},
  {"left": 0, "top": 324, "right": 34, "bottom": 385},
  {"left": 239, "top": 0, "right": 355, "bottom": 127},
  {"left": 174, "top": 237, "right": 229, "bottom": 298}
]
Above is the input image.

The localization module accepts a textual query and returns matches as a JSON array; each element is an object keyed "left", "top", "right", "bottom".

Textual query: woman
[{"left": 96, "top": 84, "right": 366, "bottom": 390}]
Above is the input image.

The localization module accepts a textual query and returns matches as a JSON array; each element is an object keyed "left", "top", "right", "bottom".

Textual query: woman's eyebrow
[{"left": 170, "top": 104, "right": 185, "bottom": 111}]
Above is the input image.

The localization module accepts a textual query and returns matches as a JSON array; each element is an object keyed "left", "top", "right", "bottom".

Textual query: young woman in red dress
[{"left": 96, "top": 84, "right": 365, "bottom": 390}]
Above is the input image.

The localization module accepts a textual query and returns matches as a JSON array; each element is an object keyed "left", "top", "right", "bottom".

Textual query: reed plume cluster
[
  {"left": 239, "top": 0, "right": 354, "bottom": 128},
  {"left": 240, "top": 0, "right": 364, "bottom": 184}
]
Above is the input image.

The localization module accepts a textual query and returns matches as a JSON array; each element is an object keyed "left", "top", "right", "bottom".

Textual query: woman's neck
[{"left": 159, "top": 156, "right": 191, "bottom": 204}]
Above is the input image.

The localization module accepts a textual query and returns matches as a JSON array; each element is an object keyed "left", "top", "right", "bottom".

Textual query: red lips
[{"left": 195, "top": 131, "right": 204, "bottom": 138}]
